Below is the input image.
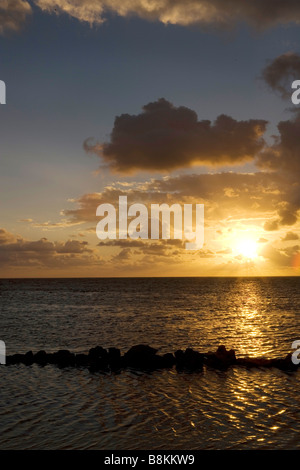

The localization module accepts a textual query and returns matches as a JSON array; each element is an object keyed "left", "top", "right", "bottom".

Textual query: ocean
[{"left": 1, "top": 277, "right": 300, "bottom": 450}]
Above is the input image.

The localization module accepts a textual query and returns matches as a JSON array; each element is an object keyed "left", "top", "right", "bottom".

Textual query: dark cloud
[
  {"left": 257, "top": 111, "right": 300, "bottom": 174},
  {"left": 256, "top": 111, "right": 300, "bottom": 229},
  {"left": 85, "top": 99, "right": 267, "bottom": 173},
  {"left": 262, "top": 52, "right": 300, "bottom": 99},
  {"left": 0, "top": 0, "right": 31, "bottom": 35}
]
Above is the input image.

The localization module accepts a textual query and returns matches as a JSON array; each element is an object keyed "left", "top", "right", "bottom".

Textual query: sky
[{"left": 1, "top": 0, "right": 300, "bottom": 277}]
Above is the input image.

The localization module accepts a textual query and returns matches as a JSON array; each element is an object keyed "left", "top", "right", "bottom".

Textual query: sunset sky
[{"left": 1, "top": 0, "right": 300, "bottom": 277}]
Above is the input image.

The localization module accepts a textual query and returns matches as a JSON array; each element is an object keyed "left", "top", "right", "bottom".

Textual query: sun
[{"left": 235, "top": 238, "right": 258, "bottom": 260}]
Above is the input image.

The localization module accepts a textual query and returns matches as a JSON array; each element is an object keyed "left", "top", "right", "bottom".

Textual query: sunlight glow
[{"left": 235, "top": 238, "right": 258, "bottom": 260}]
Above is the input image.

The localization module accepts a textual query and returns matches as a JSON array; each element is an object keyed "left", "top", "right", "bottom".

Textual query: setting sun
[{"left": 235, "top": 238, "right": 258, "bottom": 260}]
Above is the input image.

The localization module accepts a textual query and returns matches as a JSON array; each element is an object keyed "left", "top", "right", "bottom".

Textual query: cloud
[
  {"left": 263, "top": 203, "right": 298, "bottom": 231},
  {"left": 33, "top": 0, "right": 300, "bottom": 30},
  {"left": 259, "top": 243, "right": 300, "bottom": 267},
  {"left": 0, "top": 229, "right": 102, "bottom": 268},
  {"left": 261, "top": 52, "right": 300, "bottom": 99},
  {"left": 263, "top": 219, "right": 279, "bottom": 231},
  {"left": 0, "top": 228, "right": 17, "bottom": 244},
  {"left": 5, "top": 1, "right": 300, "bottom": 37},
  {"left": 0, "top": 0, "right": 32, "bottom": 35},
  {"left": 256, "top": 109, "right": 300, "bottom": 229},
  {"left": 63, "top": 171, "right": 282, "bottom": 226},
  {"left": 257, "top": 111, "right": 300, "bottom": 174},
  {"left": 18, "top": 217, "right": 81, "bottom": 229},
  {"left": 98, "top": 238, "right": 184, "bottom": 249},
  {"left": 281, "top": 231, "right": 299, "bottom": 241},
  {"left": 257, "top": 237, "right": 268, "bottom": 243},
  {"left": 85, "top": 98, "right": 267, "bottom": 173}
]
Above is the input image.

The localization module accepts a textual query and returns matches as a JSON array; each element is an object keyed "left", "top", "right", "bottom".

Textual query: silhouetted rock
[
  {"left": 33, "top": 350, "right": 48, "bottom": 365},
  {"left": 174, "top": 349, "right": 185, "bottom": 366},
  {"left": 5, "top": 344, "right": 300, "bottom": 374},
  {"left": 123, "top": 344, "right": 158, "bottom": 369},
  {"left": 204, "top": 345, "right": 236, "bottom": 370},
  {"left": 107, "top": 348, "right": 121, "bottom": 370},
  {"left": 24, "top": 351, "right": 34, "bottom": 365},
  {"left": 236, "top": 357, "right": 273, "bottom": 368},
  {"left": 161, "top": 353, "right": 176, "bottom": 368},
  {"left": 175, "top": 348, "right": 203, "bottom": 371},
  {"left": 88, "top": 358, "right": 109, "bottom": 373},
  {"left": 184, "top": 348, "right": 204, "bottom": 370},
  {"left": 108, "top": 347, "right": 120, "bottom": 359},
  {"left": 6, "top": 354, "right": 25, "bottom": 365},
  {"left": 51, "top": 350, "right": 75, "bottom": 367},
  {"left": 88, "top": 346, "right": 108, "bottom": 361},
  {"left": 273, "top": 353, "right": 298, "bottom": 371},
  {"left": 216, "top": 345, "right": 236, "bottom": 365},
  {"left": 75, "top": 353, "right": 89, "bottom": 367}
]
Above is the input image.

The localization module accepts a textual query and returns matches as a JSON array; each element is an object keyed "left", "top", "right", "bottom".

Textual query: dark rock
[
  {"left": 88, "top": 346, "right": 109, "bottom": 372},
  {"left": 273, "top": 353, "right": 298, "bottom": 371},
  {"left": 123, "top": 344, "right": 158, "bottom": 369},
  {"left": 174, "top": 349, "right": 184, "bottom": 365},
  {"left": 161, "top": 353, "right": 176, "bottom": 368},
  {"left": 33, "top": 350, "right": 48, "bottom": 365},
  {"left": 5, "top": 345, "right": 300, "bottom": 374},
  {"left": 51, "top": 350, "right": 75, "bottom": 367},
  {"left": 144, "top": 354, "right": 170, "bottom": 370},
  {"left": 23, "top": 351, "right": 34, "bottom": 365},
  {"left": 88, "top": 358, "right": 109, "bottom": 373},
  {"left": 216, "top": 345, "right": 236, "bottom": 364},
  {"left": 236, "top": 357, "right": 273, "bottom": 368},
  {"left": 205, "top": 345, "right": 236, "bottom": 370},
  {"left": 88, "top": 346, "right": 108, "bottom": 361},
  {"left": 75, "top": 353, "right": 89, "bottom": 367},
  {"left": 107, "top": 347, "right": 121, "bottom": 362},
  {"left": 6, "top": 354, "right": 24, "bottom": 365},
  {"left": 175, "top": 348, "right": 203, "bottom": 371},
  {"left": 184, "top": 348, "right": 204, "bottom": 370},
  {"left": 107, "top": 348, "right": 121, "bottom": 370}
]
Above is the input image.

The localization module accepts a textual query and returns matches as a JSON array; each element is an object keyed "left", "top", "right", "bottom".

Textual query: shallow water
[{"left": 1, "top": 277, "right": 300, "bottom": 449}]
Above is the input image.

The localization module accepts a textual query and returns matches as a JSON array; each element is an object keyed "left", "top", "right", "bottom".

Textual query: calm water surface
[{"left": 0, "top": 277, "right": 300, "bottom": 449}]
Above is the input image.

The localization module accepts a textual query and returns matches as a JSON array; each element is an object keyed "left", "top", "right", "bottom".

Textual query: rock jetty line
[{"left": 5, "top": 345, "right": 299, "bottom": 373}]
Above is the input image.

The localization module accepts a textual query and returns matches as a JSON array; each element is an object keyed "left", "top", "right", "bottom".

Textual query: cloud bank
[
  {"left": 0, "top": 229, "right": 101, "bottom": 268},
  {"left": 34, "top": 0, "right": 300, "bottom": 29},
  {"left": 4, "top": 0, "right": 300, "bottom": 36}
]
